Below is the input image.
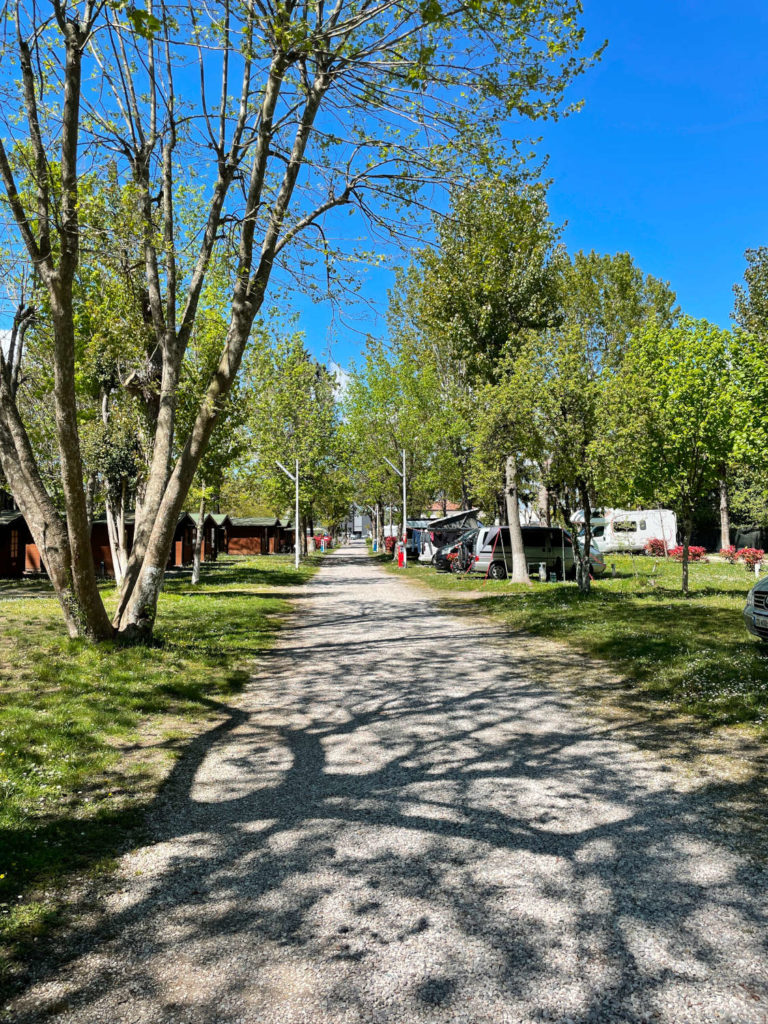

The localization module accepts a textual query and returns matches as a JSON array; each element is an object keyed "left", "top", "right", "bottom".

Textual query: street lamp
[
  {"left": 383, "top": 449, "right": 407, "bottom": 567},
  {"left": 276, "top": 458, "right": 300, "bottom": 570}
]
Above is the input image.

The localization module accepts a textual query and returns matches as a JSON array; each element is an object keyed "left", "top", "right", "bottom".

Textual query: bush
[
  {"left": 645, "top": 538, "right": 668, "bottom": 557},
  {"left": 738, "top": 547, "right": 764, "bottom": 571},
  {"left": 668, "top": 545, "right": 708, "bottom": 562},
  {"left": 384, "top": 535, "right": 396, "bottom": 553},
  {"left": 720, "top": 545, "right": 738, "bottom": 563}
]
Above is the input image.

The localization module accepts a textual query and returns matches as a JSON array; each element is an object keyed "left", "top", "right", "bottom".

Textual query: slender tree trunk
[
  {"left": 682, "top": 515, "right": 693, "bottom": 596},
  {"left": 504, "top": 454, "right": 531, "bottom": 585},
  {"left": 118, "top": 478, "right": 128, "bottom": 576},
  {"left": 85, "top": 473, "right": 96, "bottom": 528},
  {"left": 192, "top": 488, "right": 206, "bottom": 585},
  {"left": 106, "top": 496, "right": 122, "bottom": 585},
  {"left": 575, "top": 485, "right": 592, "bottom": 594},
  {"left": 377, "top": 500, "right": 384, "bottom": 550},
  {"left": 537, "top": 481, "right": 550, "bottom": 527},
  {"left": 719, "top": 474, "right": 730, "bottom": 551}
]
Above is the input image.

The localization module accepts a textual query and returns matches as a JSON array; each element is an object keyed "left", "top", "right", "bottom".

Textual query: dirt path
[{"left": 7, "top": 543, "right": 768, "bottom": 1023}]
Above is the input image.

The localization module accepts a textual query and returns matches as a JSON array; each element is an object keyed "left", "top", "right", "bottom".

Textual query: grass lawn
[
  {"left": 379, "top": 551, "right": 768, "bottom": 732},
  {"left": 0, "top": 553, "right": 322, "bottom": 978}
]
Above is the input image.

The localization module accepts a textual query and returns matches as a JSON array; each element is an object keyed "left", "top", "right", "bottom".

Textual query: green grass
[
  {"left": 0, "top": 553, "right": 322, "bottom": 975},
  {"left": 381, "top": 551, "right": 768, "bottom": 731}
]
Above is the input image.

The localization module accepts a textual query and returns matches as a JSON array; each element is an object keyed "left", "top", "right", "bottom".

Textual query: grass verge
[
  {"left": 379, "top": 551, "right": 768, "bottom": 732},
  {"left": 0, "top": 553, "right": 323, "bottom": 983}
]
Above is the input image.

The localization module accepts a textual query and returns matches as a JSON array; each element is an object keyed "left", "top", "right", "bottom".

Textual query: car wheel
[{"left": 488, "top": 561, "right": 507, "bottom": 581}]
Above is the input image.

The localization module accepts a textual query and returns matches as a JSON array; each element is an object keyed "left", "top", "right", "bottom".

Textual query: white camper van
[{"left": 571, "top": 508, "right": 677, "bottom": 554}]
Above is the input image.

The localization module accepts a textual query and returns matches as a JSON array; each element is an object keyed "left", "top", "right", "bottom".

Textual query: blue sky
[{"left": 309, "top": 1, "right": 768, "bottom": 369}]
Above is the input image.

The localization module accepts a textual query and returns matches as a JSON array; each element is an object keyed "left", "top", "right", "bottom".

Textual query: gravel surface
[{"left": 7, "top": 542, "right": 768, "bottom": 1023}]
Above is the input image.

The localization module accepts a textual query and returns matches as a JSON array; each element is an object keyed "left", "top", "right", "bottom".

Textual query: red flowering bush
[
  {"left": 644, "top": 538, "right": 667, "bottom": 557},
  {"left": 668, "top": 545, "right": 708, "bottom": 562},
  {"left": 738, "top": 547, "right": 764, "bottom": 571},
  {"left": 384, "top": 535, "right": 396, "bottom": 553},
  {"left": 720, "top": 545, "right": 738, "bottom": 563}
]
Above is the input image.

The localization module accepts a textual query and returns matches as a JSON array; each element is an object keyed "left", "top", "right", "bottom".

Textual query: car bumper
[{"left": 744, "top": 608, "right": 768, "bottom": 640}]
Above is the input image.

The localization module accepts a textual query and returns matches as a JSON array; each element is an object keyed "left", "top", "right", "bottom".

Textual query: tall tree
[
  {"left": 605, "top": 318, "right": 738, "bottom": 595},
  {"left": 243, "top": 334, "right": 343, "bottom": 547},
  {"left": 534, "top": 251, "right": 678, "bottom": 592},
  {"left": 400, "top": 180, "right": 565, "bottom": 581}
]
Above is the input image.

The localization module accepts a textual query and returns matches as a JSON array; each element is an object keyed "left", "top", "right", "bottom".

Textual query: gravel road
[{"left": 8, "top": 542, "right": 768, "bottom": 1023}]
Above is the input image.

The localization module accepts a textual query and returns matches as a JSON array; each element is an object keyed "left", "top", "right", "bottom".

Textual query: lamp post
[
  {"left": 384, "top": 449, "right": 407, "bottom": 567},
  {"left": 276, "top": 458, "right": 300, "bottom": 570}
]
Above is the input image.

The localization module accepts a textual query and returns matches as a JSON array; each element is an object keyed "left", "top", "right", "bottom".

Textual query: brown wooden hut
[
  {"left": 0, "top": 510, "right": 30, "bottom": 578},
  {"left": 168, "top": 512, "right": 196, "bottom": 568},
  {"left": 228, "top": 516, "right": 281, "bottom": 555},
  {"left": 89, "top": 516, "right": 136, "bottom": 578},
  {"left": 189, "top": 512, "right": 232, "bottom": 562}
]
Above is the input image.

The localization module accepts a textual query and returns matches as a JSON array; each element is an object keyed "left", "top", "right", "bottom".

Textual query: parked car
[
  {"left": 744, "top": 576, "right": 768, "bottom": 641},
  {"left": 469, "top": 525, "right": 605, "bottom": 581},
  {"left": 434, "top": 529, "right": 480, "bottom": 572}
]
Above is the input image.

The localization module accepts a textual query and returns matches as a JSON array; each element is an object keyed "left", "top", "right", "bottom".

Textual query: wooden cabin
[
  {"left": 90, "top": 516, "right": 136, "bottom": 578},
  {"left": 189, "top": 512, "right": 232, "bottom": 562},
  {"left": 168, "top": 512, "right": 196, "bottom": 568},
  {"left": 228, "top": 516, "right": 281, "bottom": 555},
  {"left": 0, "top": 510, "right": 30, "bottom": 579}
]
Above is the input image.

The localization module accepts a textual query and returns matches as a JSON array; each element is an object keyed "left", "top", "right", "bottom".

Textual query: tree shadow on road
[{"left": 8, "top": 564, "right": 768, "bottom": 1023}]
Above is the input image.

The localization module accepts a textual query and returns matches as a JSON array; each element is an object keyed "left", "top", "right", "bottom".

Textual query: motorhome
[{"left": 571, "top": 508, "right": 677, "bottom": 554}]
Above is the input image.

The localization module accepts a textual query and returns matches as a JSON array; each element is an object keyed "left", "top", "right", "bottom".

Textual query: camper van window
[
  {"left": 614, "top": 520, "right": 637, "bottom": 532},
  {"left": 639, "top": 519, "right": 646, "bottom": 531}
]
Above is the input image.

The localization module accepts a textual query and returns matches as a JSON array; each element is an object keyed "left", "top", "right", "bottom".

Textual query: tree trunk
[
  {"left": 106, "top": 496, "right": 122, "bottom": 586},
  {"left": 537, "top": 481, "right": 550, "bottom": 527},
  {"left": 86, "top": 473, "right": 96, "bottom": 528},
  {"left": 192, "top": 488, "right": 206, "bottom": 585},
  {"left": 575, "top": 485, "right": 592, "bottom": 594},
  {"left": 504, "top": 454, "right": 531, "bottom": 585},
  {"left": 682, "top": 515, "right": 693, "bottom": 596},
  {"left": 719, "top": 474, "right": 730, "bottom": 551},
  {"left": 0, "top": 405, "right": 82, "bottom": 637}
]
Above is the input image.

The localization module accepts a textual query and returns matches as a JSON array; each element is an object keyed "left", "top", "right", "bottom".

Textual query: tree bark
[
  {"left": 0, "top": 404, "right": 81, "bottom": 636},
  {"left": 191, "top": 488, "right": 205, "bottom": 585},
  {"left": 504, "top": 454, "right": 531, "bottom": 585},
  {"left": 537, "top": 481, "right": 550, "bottom": 527},
  {"left": 575, "top": 484, "right": 592, "bottom": 594},
  {"left": 719, "top": 474, "right": 730, "bottom": 551},
  {"left": 682, "top": 515, "right": 693, "bottom": 596},
  {"left": 105, "top": 495, "right": 122, "bottom": 585}
]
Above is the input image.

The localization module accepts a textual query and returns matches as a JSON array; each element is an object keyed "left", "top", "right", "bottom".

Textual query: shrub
[
  {"left": 668, "top": 545, "right": 708, "bottom": 562},
  {"left": 720, "top": 545, "right": 738, "bottom": 563},
  {"left": 384, "top": 535, "right": 396, "bottom": 553},
  {"left": 644, "top": 538, "right": 667, "bottom": 557},
  {"left": 738, "top": 547, "right": 764, "bottom": 571}
]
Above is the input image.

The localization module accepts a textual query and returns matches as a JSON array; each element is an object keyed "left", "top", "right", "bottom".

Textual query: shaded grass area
[
  {"left": 382, "top": 552, "right": 768, "bottom": 732},
  {"left": 0, "top": 554, "right": 322, "bottom": 974}
]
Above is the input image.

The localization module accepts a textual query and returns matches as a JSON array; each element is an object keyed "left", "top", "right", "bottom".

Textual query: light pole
[
  {"left": 384, "top": 449, "right": 407, "bottom": 567},
  {"left": 276, "top": 458, "right": 300, "bottom": 570}
]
